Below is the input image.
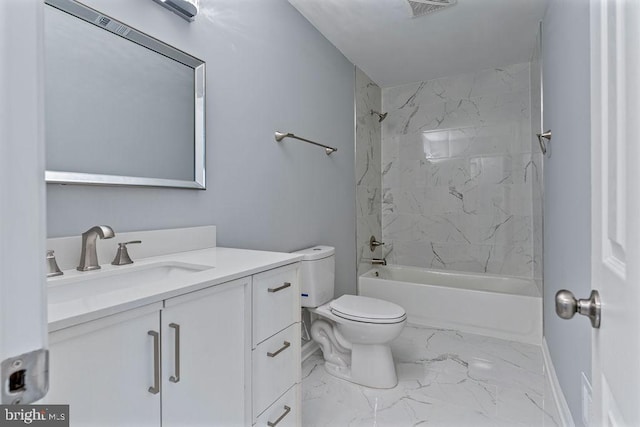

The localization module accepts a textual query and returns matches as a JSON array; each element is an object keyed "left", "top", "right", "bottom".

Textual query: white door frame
[{"left": 0, "top": 0, "right": 49, "bottom": 404}]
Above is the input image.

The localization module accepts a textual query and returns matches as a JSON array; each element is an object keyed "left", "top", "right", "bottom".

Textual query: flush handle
[{"left": 555, "top": 289, "right": 601, "bottom": 328}]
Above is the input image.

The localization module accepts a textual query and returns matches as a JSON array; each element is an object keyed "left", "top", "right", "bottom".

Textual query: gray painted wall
[
  {"left": 543, "top": 0, "right": 591, "bottom": 424},
  {"left": 46, "top": 0, "right": 357, "bottom": 297}
]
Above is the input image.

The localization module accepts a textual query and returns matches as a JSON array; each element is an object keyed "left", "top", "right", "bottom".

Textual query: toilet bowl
[
  {"left": 310, "top": 295, "right": 406, "bottom": 388},
  {"left": 294, "top": 246, "right": 407, "bottom": 389}
]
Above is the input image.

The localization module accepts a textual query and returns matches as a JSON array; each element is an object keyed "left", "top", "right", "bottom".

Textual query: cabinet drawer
[
  {"left": 254, "top": 384, "right": 300, "bottom": 427},
  {"left": 252, "top": 264, "right": 300, "bottom": 346},
  {"left": 252, "top": 324, "right": 300, "bottom": 418}
]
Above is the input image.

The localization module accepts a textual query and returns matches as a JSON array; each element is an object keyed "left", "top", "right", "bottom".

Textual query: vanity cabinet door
[
  {"left": 161, "top": 278, "right": 250, "bottom": 427},
  {"left": 44, "top": 303, "right": 163, "bottom": 427}
]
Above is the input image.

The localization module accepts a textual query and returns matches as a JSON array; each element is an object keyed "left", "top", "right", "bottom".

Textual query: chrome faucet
[{"left": 77, "top": 225, "right": 115, "bottom": 271}]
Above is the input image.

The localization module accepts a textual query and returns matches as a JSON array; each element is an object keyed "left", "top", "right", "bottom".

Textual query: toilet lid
[{"left": 329, "top": 295, "right": 406, "bottom": 324}]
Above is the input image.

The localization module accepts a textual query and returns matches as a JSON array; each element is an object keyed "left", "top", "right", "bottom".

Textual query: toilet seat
[{"left": 329, "top": 295, "right": 406, "bottom": 324}]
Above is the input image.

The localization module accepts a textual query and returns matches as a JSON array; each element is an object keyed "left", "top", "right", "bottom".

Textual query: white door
[
  {"left": 161, "top": 279, "right": 250, "bottom": 427},
  {"left": 590, "top": 0, "right": 640, "bottom": 425},
  {"left": 0, "top": 0, "right": 49, "bottom": 405}
]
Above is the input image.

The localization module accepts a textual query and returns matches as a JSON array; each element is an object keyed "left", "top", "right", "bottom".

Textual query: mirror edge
[{"left": 45, "top": 171, "right": 206, "bottom": 190}]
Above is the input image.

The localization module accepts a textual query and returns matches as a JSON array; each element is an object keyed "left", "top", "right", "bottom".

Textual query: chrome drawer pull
[
  {"left": 169, "top": 323, "right": 181, "bottom": 383},
  {"left": 267, "top": 341, "right": 291, "bottom": 358},
  {"left": 267, "top": 405, "right": 291, "bottom": 427},
  {"left": 268, "top": 282, "right": 291, "bottom": 293},
  {"left": 148, "top": 331, "right": 160, "bottom": 395}
]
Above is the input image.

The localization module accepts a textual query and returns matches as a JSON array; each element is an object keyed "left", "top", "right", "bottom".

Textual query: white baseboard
[{"left": 542, "top": 337, "right": 575, "bottom": 427}]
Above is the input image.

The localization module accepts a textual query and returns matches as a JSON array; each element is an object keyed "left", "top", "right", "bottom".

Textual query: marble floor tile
[{"left": 302, "top": 325, "right": 561, "bottom": 427}]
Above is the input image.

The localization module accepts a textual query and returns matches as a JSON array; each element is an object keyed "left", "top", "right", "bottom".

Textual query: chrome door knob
[{"left": 555, "top": 289, "right": 601, "bottom": 328}]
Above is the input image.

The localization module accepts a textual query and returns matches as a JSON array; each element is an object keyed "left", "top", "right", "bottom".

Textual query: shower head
[{"left": 370, "top": 110, "right": 388, "bottom": 122}]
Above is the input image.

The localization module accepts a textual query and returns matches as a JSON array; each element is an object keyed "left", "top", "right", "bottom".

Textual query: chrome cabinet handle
[
  {"left": 169, "top": 323, "right": 181, "bottom": 383},
  {"left": 267, "top": 405, "right": 291, "bottom": 427},
  {"left": 148, "top": 331, "right": 160, "bottom": 394},
  {"left": 267, "top": 341, "right": 291, "bottom": 358},
  {"left": 268, "top": 282, "right": 291, "bottom": 293}
]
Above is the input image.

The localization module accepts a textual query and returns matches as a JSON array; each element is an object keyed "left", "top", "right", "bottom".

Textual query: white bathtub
[{"left": 359, "top": 266, "right": 542, "bottom": 345}]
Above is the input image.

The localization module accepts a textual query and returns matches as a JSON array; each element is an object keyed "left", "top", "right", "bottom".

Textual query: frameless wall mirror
[{"left": 44, "top": 0, "right": 206, "bottom": 189}]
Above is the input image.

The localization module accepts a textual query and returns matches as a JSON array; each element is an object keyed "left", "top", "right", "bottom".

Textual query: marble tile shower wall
[
  {"left": 381, "top": 63, "right": 538, "bottom": 278},
  {"left": 355, "top": 67, "right": 382, "bottom": 276}
]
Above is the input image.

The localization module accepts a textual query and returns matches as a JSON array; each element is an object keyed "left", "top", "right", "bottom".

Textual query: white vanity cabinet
[
  {"left": 45, "top": 303, "right": 163, "bottom": 426},
  {"left": 45, "top": 277, "right": 250, "bottom": 427},
  {"left": 251, "top": 264, "right": 302, "bottom": 425},
  {"left": 44, "top": 253, "right": 303, "bottom": 427}
]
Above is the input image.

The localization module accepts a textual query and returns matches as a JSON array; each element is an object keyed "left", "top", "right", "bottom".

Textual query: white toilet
[{"left": 295, "top": 246, "right": 406, "bottom": 389}]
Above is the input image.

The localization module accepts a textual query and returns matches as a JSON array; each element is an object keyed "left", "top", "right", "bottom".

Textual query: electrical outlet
[{"left": 582, "top": 372, "right": 592, "bottom": 426}]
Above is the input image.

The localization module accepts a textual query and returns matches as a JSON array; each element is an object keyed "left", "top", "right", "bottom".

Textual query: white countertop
[{"left": 47, "top": 247, "right": 303, "bottom": 332}]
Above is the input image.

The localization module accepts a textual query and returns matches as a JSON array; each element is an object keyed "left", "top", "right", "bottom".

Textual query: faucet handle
[
  {"left": 369, "top": 236, "right": 385, "bottom": 252},
  {"left": 46, "top": 250, "right": 63, "bottom": 277},
  {"left": 111, "top": 241, "right": 142, "bottom": 266}
]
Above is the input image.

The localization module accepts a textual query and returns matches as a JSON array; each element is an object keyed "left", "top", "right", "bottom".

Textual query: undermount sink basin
[{"left": 48, "top": 261, "right": 212, "bottom": 304}]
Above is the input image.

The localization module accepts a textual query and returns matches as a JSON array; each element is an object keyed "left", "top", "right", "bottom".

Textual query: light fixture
[
  {"left": 406, "top": 0, "right": 457, "bottom": 18},
  {"left": 152, "top": 0, "right": 199, "bottom": 22}
]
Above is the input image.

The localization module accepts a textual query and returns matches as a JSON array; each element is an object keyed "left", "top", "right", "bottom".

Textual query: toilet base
[
  {"left": 323, "top": 344, "right": 398, "bottom": 389},
  {"left": 351, "top": 344, "right": 398, "bottom": 388}
]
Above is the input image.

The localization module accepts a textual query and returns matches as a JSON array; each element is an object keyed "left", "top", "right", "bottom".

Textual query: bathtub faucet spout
[{"left": 366, "top": 257, "right": 387, "bottom": 266}]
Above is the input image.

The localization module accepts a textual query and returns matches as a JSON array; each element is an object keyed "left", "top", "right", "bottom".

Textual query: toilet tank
[{"left": 292, "top": 246, "right": 335, "bottom": 308}]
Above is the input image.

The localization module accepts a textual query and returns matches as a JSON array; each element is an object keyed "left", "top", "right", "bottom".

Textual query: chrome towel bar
[{"left": 274, "top": 131, "right": 337, "bottom": 155}]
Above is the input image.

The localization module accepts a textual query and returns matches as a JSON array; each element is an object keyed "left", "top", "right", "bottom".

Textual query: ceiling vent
[{"left": 406, "top": 0, "right": 457, "bottom": 18}]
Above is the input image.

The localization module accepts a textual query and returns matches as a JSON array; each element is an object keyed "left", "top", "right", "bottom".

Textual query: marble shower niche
[{"left": 381, "top": 63, "right": 542, "bottom": 280}]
